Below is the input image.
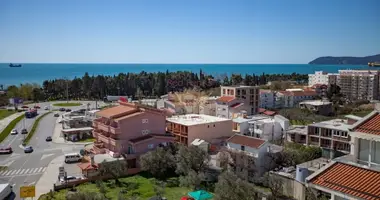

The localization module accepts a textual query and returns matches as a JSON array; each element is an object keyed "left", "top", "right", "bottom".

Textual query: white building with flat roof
[{"left": 166, "top": 114, "right": 233, "bottom": 146}]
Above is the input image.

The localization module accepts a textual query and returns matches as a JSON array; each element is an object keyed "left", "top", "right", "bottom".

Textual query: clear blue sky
[{"left": 0, "top": 0, "right": 379, "bottom": 64}]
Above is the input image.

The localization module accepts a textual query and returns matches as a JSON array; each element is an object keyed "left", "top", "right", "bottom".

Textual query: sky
[{"left": 0, "top": 0, "right": 379, "bottom": 64}]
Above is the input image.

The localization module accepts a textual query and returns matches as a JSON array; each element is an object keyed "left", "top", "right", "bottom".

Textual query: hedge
[
  {"left": 0, "top": 114, "right": 25, "bottom": 143},
  {"left": 24, "top": 112, "right": 52, "bottom": 145}
]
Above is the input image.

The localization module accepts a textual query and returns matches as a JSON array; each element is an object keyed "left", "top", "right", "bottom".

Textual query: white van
[
  {"left": 64, "top": 153, "right": 82, "bottom": 163},
  {"left": 0, "top": 183, "right": 13, "bottom": 200}
]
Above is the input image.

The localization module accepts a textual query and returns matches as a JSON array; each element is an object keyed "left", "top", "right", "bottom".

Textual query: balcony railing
[
  {"left": 95, "top": 122, "right": 121, "bottom": 134},
  {"left": 96, "top": 133, "right": 119, "bottom": 146}
]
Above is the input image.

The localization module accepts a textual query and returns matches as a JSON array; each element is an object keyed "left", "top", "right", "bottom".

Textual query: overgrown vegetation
[
  {"left": 0, "top": 114, "right": 24, "bottom": 143},
  {"left": 23, "top": 112, "right": 52, "bottom": 145}
]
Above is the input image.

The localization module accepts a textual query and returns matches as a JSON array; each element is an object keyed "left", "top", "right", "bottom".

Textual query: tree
[
  {"left": 98, "top": 158, "right": 127, "bottom": 185},
  {"left": 179, "top": 170, "right": 205, "bottom": 190},
  {"left": 214, "top": 171, "right": 258, "bottom": 200},
  {"left": 95, "top": 180, "right": 107, "bottom": 198},
  {"left": 263, "top": 174, "right": 284, "bottom": 199},
  {"left": 140, "top": 147, "right": 176, "bottom": 179},
  {"left": 175, "top": 145, "right": 210, "bottom": 175}
]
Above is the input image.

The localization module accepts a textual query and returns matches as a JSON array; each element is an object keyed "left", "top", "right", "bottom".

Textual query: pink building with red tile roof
[{"left": 91, "top": 101, "right": 174, "bottom": 167}]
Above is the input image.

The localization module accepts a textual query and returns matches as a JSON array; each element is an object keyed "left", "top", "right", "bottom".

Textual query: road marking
[
  {"left": 14, "top": 169, "right": 21, "bottom": 175},
  {"left": 3, "top": 170, "right": 12, "bottom": 176},
  {"left": 20, "top": 169, "right": 26, "bottom": 174},
  {"left": 32, "top": 168, "right": 38, "bottom": 173},
  {"left": 41, "top": 153, "right": 55, "bottom": 160},
  {"left": 10, "top": 170, "right": 18, "bottom": 175},
  {"left": 29, "top": 181, "right": 35, "bottom": 186},
  {"left": 24, "top": 169, "right": 31, "bottom": 174}
]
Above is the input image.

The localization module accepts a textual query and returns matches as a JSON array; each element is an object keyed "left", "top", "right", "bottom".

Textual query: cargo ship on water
[
  {"left": 368, "top": 62, "right": 380, "bottom": 67},
  {"left": 9, "top": 63, "right": 22, "bottom": 67}
]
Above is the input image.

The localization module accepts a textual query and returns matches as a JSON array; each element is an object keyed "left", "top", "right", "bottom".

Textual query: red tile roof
[
  {"left": 217, "top": 96, "right": 235, "bottom": 103},
  {"left": 78, "top": 162, "right": 98, "bottom": 170},
  {"left": 263, "top": 110, "right": 276, "bottom": 116},
  {"left": 227, "top": 134, "right": 266, "bottom": 149},
  {"left": 258, "top": 108, "right": 266, "bottom": 113},
  {"left": 354, "top": 113, "right": 380, "bottom": 136},
  {"left": 309, "top": 162, "right": 380, "bottom": 200}
]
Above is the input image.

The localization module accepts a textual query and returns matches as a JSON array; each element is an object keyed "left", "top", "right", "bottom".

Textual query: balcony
[
  {"left": 95, "top": 122, "right": 121, "bottom": 135},
  {"left": 96, "top": 133, "right": 120, "bottom": 146},
  {"left": 93, "top": 142, "right": 106, "bottom": 154}
]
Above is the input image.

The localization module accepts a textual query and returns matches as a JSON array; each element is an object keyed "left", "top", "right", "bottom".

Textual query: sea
[{"left": 0, "top": 63, "right": 373, "bottom": 87}]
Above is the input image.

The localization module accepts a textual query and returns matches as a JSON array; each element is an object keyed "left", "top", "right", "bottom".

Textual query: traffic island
[
  {"left": 23, "top": 112, "right": 52, "bottom": 145},
  {"left": 52, "top": 103, "right": 82, "bottom": 107},
  {"left": 0, "top": 114, "right": 25, "bottom": 143}
]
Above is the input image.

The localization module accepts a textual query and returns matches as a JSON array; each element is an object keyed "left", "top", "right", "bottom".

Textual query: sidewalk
[
  {"left": 27, "top": 155, "right": 65, "bottom": 199},
  {"left": 52, "top": 115, "right": 93, "bottom": 145},
  {"left": 0, "top": 112, "right": 24, "bottom": 133}
]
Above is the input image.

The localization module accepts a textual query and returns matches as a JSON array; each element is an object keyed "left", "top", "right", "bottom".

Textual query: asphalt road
[{"left": 0, "top": 101, "right": 103, "bottom": 200}]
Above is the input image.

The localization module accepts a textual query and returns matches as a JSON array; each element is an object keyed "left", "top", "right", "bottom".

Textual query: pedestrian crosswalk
[{"left": 0, "top": 167, "right": 46, "bottom": 177}]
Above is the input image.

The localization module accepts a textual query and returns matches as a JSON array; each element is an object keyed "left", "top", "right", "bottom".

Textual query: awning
[{"left": 188, "top": 190, "right": 213, "bottom": 200}]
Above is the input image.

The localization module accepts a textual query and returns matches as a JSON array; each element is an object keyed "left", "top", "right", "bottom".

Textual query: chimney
[{"left": 90, "top": 155, "right": 95, "bottom": 166}]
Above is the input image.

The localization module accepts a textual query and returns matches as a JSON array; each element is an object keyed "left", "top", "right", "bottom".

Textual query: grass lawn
[
  {"left": 53, "top": 102, "right": 82, "bottom": 107},
  {"left": 77, "top": 138, "right": 96, "bottom": 143},
  {"left": 0, "top": 110, "right": 16, "bottom": 120},
  {"left": 39, "top": 175, "right": 194, "bottom": 200},
  {"left": 0, "top": 166, "right": 8, "bottom": 171}
]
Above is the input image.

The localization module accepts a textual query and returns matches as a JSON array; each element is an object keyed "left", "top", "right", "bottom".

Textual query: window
[
  {"left": 207, "top": 125, "right": 210, "bottom": 128},
  {"left": 333, "top": 130, "right": 340, "bottom": 136},
  {"left": 148, "top": 144, "right": 154, "bottom": 149},
  {"left": 341, "top": 132, "right": 348, "bottom": 138},
  {"left": 359, "top": 139, "right": 370, "bottom": 162},
  {"left": 241, "top": 145, "right": 245, "bottom": 151},
  {"left": 213, "top": 124, "right": 215, "bottom": 127},
  {"left": 142, "top": 129, "right": 150, "bottom": 135},
  {"left": 372, "top": 141, "right": 380, "bottom": 164},
  {"left": 142, "top": 119, "right": 149, "bottom": 124}
]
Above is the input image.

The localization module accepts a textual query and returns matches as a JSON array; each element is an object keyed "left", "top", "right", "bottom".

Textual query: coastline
[{"left": 0, "top": 63, "right": 371, "bottom": 87}]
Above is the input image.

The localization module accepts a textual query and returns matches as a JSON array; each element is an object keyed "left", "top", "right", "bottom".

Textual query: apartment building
[
  {"left": 336, "top": 70, "right": 380, "bottom": 101},
  {"left": 299, "top": 100, "right": 333, "bottom": 116},
  {"left": 92, "top": 102, "right": 174, "bottom": 162},
  {"left": 166, "top": 114, "right": 233, "bottom": 146},
  {"left": 157, "top": 92, "right": 217, "bottom": 115},
  {"left": 216, "top": 85, "right": 260, "bottom": 118},
  {"left": 306, "top": 110, "right": 380, "bottom": 200},
  {"left": 259, "top": 90, "right": 275, "bottom": 109},
  {"left": 276, "top": 90, "right": 318, "bottom": 108},
  {"left": 308, "top": 71, "right": 338, "bottom": 87}
]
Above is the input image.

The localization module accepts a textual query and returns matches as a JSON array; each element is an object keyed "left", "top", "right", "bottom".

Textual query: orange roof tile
[
  {"left": 217, "top": 96, "right": 235, "bottom": 103},
  {"left": 309, "top": 162, "right": 380, "bottom": 200},
  {"left": 96, "top": 104, "right": 138, "bottom": 119},
  {"left": 227, "top": 134, "right": 266, "bottom": 149},
  {"left": 354, "top": 113, "right": 380, "bottom": 136},
  {"left": 78, "top": 162, "right": 98, "bottom": 170}
]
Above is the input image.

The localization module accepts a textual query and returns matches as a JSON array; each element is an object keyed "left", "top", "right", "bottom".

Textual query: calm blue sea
[{"left": 0, "top": 63, "right": 371, "bottom": 87}]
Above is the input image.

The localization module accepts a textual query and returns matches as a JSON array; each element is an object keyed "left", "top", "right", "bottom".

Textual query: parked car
[
  {"left": 59, "top": 108, "right": 66, "bottom": 111},
  {"left": 65, "top": 109, "right": 71, "bottom": 112},
  {"left": 60, "top": 176, "right": 82, "bottom": 184},
  {"left": 44, "top": 106, "right": 49, "bottom": 110},
  {"left": 46, "top": 136, "right": 52, "bottom": 142},
  {"left": 10, "top": 129, "right": 18, "bottom": 135},
  {"left": 21, "top": 129, "right": 28, "bottom": 134},
  {"left": 0, "top": 146, "right": 12, "bottom": 154},
  {"left": 34, "top": 105, "right": 40, "bottom": 109},
  {"left": 24, "top": 146, "right": 33, "bottom": 153},
  {"left": 54, "top": 113, "right": 59, "bottom": 117}
]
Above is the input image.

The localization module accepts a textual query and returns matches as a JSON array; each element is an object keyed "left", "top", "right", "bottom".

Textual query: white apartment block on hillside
[
  {"left": 309, "top": 70, "right": 380, "bottom": 101},
  {"left": 308, "top": 71, "right": 338, "bottom": 87},
  {"left": 259, "top": 90, "right": 275, "bottom": 109}
]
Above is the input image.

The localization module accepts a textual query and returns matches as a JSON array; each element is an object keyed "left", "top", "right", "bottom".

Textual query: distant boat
[
  {"left": 368, "top": 62, "right": 380, "bottom": 67},
  {"left": 9, "top": 63, "right": 22, "bottom": 67}
]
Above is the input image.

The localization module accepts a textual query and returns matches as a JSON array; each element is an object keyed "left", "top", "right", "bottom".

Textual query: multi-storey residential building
[
  {"left": 217, "top": 85, "right": 260, "bottom": 118},
  {"left": 306, "top": 110, "right": 380, "bottom": 200},
  {"left": 276, "top": 90, "right": 318, "bottom": 108},
  {"left": 247, "top": 115, "right": 289, "bottom": 141},
  {"left": 259, "top": 90, "right": 275, "bottom": 109},
  {"left": 166, "top": 114, "right": 233, "bottom": 146},
  {"left": 308, "top": 71, "right": 338, "bottom": 87},
  {"left": 215, "top": 96, "right": 247, "bottom": 119},
  {"left": 224, "top": 134, "right": 283, "bottom": 178},
  {"left": 299, "top": 100, "right": 333, "bottom": 116},
  {"left": 336, "top": 70, "right": 380, "bottom": 101},
  {"left": 157, "top": 92, "right": 217, "bottom": 115},
  {"left": 91, "top": 102, "right": 174, "bottom": 164}
]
